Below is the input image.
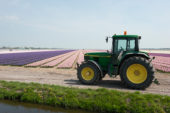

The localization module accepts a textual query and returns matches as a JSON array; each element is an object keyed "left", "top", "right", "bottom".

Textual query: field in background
[
  {"left": 0, "top": 49, "right": 105, "bottom": 69},
  {"left": 0, "top": 49, "right": 170, "bottom": 72}
]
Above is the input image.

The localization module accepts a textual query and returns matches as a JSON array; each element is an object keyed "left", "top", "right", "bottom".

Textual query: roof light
[{"left": 124, "top": 31, "right": 127, "bottom": 35}]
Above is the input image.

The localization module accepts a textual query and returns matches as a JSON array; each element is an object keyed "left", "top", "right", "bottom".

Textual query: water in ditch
[{"left": 0, "top": 100, "right": 95, "bottom": 113}]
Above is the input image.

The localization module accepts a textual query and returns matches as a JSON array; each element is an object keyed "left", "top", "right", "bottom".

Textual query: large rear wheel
[
  {"left": 120, "top": 56, "right": 154, "bottom": 89},
  {"left": 77, "top": 62, "right": 100, "bottom": 85}
]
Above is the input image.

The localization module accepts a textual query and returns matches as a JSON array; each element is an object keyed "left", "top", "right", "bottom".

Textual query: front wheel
[
  {"left": 77, "top": 62, "right": 100, "bottom": 85},
  {"left": 120, "top": 56, "right": 154, "bottom": 89}
]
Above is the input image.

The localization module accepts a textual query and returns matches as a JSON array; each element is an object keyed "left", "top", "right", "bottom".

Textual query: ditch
[{"left": 0, "top": 100, "right": 94, "bottom": 113}]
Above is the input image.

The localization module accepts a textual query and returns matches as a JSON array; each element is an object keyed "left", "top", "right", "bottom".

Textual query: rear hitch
[{"left": 153, "top": 78, "right": 160, "bottom": 85}]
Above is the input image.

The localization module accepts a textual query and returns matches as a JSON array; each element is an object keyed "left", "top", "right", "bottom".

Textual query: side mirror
[{"left": 106, "top": 37, "right": 108, "bottom": 43}]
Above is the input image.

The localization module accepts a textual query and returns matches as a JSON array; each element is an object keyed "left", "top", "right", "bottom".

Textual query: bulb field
[
  {"left": 149, "top": 53, "right": 170, "bottom": 72},
  {"left": 0, "top": 50, "right": 169, "bottom": 72}
]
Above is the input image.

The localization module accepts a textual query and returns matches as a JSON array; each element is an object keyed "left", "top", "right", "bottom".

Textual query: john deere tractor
[{"left": 77, "top": 32, "right": 155, "bottom": 89}]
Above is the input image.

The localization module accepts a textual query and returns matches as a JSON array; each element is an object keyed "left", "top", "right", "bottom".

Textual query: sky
[{"left": 0, "top": 0, "right": 170, "bottom": 49}]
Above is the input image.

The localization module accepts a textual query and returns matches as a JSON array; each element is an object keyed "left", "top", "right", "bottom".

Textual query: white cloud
[{"left": 0, "top": 15, "right": 19, "bottom": 21}]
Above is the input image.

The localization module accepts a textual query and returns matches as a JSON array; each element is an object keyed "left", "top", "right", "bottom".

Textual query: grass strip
[{"left": 0, "top": 80, "right": 170, "bottom": 113}]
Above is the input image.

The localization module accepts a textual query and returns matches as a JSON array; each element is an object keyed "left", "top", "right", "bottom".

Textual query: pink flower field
[{"left": 149, "top": 53, "right": 170, "bottom": 72}]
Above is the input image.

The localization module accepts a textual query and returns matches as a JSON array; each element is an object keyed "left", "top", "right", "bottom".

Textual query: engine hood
[{"left": 84, "top": 52, "right": 111, "bottom": 58}]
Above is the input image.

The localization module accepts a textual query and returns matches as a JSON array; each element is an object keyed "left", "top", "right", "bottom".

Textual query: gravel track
[{"left": 0, "top": 66, "right": 169, "bottom": 96}]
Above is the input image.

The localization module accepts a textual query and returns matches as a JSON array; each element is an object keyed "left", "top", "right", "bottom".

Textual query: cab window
[
  {"left": 114, "top": 39, "right": 127, "bottom": 52},
  {"left": 127, "top": 39, "right": 135, "bottom": 50}
]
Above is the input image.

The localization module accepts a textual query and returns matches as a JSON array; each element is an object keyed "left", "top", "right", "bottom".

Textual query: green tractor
[{"left": 77, "top": 32, "right": 155, "bottom": 89}]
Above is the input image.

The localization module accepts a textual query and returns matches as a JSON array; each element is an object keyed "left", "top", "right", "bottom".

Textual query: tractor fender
[
  {"left": 121, "top": 53, "right": 150, "bottom": 63},
  {"left": 126, "top": 53, "right": 150, "bottom": 59},
  {"left": 86, "top": 60, "right": 104, "bottom": 77}
]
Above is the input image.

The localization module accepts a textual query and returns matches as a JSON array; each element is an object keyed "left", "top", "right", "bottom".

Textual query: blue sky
[{"left": 0, "top": 0, "right": 170, "bottom": 49}]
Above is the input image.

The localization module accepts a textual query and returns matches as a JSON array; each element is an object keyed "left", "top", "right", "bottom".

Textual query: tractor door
[
  {"left": 112, "top": 38, "right": 127, "bottom": 64},
  {"left": 108, "top": 38, "right": 127, "bottom": 75}
]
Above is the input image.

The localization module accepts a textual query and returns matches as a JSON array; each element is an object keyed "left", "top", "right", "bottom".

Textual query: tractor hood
[{"left": 84, "top": 52, "right": 111, "bottom": 58}]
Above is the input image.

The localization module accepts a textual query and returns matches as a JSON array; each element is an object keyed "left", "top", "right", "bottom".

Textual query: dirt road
[{"left": 0, "top": 66, "right": 170, "bottom": 96}]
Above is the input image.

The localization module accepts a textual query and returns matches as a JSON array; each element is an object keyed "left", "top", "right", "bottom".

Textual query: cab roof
[{"left": 112, "top": 35, "right": 140, "bottom": 39}]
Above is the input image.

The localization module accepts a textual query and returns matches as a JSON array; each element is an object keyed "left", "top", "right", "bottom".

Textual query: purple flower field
[
  {"left": 149, "top": 53, "right": 170, "bottom": 57},
  {"left": 0, "top": 50, "right": 74, "bottom": 66}
]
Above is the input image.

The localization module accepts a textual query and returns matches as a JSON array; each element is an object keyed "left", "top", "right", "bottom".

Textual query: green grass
[{"left": 0, "top": 81, "right": 170, "bottom": 113}]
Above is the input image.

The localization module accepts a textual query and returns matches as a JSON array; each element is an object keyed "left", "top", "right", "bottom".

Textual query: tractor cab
[
  {"left": 112, "top": 35, "right": 140, "bottom": 53},
  {"left": 107, "top": 32, "right": 141, "bottom": 55}
]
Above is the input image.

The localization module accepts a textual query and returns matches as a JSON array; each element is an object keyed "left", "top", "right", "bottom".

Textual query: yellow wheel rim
[
  {"left": 126, "top": 64, "right": 147, "bottom": 84},
  {"left": 81, "top": 67, "right": 94, "bottom": 81}
]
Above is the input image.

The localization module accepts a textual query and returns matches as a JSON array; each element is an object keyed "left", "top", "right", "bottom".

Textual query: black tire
[
  {"left": 77, "top": 62, "right": 100, "bottom": 85},
  {"left": 120, "top": 56, "right": 154, "bottom": 89}
]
